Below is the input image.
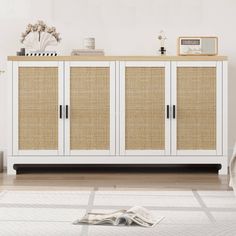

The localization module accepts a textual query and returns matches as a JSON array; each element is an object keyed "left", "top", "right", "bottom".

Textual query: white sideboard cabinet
[{"left": 7, "top": 56, "right": 228, "bottom": 175}]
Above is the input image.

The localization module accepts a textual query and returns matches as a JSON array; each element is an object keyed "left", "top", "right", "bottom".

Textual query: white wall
[{"left": 0, "top": 0, "right": 236, "bottom": 164}]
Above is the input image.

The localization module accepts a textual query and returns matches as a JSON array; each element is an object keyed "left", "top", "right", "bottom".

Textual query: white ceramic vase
[{"left": 23, "top": 32, "right": 58, "bottom": 51}]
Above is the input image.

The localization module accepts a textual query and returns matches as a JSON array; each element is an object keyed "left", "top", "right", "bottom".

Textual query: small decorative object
[
  {"left": 84, "top": 38, "right": 95, "bottom": 50},
  {"left": 178, "top": 36, "right": 218, "bottom": 56},
  {"left": 20, "top": 20, "right": 61, "bottom": 53},
  {"left": 158, "top": 30, "right": 167, "bottom": 55},
  {"left": 16, "top": 48, "right": 25, "bottom": 56}
]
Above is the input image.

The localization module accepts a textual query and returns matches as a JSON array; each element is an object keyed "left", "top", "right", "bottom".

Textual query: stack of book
[{"left": 71, "top": 49, "right": 104, "bottom": 56}]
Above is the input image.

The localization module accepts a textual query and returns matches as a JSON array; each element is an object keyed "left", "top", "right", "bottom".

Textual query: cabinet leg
[
  {"left": 219, "top": 161, "right": 228, "bottom": 175},
  {"left": 7, "top": 162, "right": 16, "bottom": 175}
]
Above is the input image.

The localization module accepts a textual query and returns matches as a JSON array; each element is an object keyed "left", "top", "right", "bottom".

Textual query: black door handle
[
  {"left": 66, "top": 105, "right": 69, "bottom": 119},
  {"left": 59, "top": 105, "right": 62, "bottom": 119},
  {"left": 167, "top": 105, "right": 170, "bottom": 119},
  {"left": 173, "top": 105, "right": 176, "bottom": 119}
]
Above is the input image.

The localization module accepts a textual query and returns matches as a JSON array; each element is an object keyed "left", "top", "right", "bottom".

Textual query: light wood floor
[{"left": 0, "top": 166, "right": 231, "bottom": 191}]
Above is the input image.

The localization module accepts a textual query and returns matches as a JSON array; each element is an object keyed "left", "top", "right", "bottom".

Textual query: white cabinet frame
[
  {"left": 7, "top": 59, "right": 228, "bottom": 175},
  {"left": 171, "top": 61, "right": 223, "bottom": 156},
  {"left": 119, "top": 61, "right": 171, "bottom": 156},
  {"left": 64, "top": 61, "right": 116, "bottom": 156},
  {"left": 12, "top": 61, "right": 64, "bottom": 156}
]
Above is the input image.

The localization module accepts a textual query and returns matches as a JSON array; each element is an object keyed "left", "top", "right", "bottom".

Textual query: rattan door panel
[
  {"left": 70, "top": 67, "right": 110, "bottom": 150},
  {"left": 125, "top": 67, "right": 165, "bottom": 151},
  {"left": 176, "top": 67, "right": 216, "bottom": 150},
  {"left": 18, "top": 67, "right": 58, "bottom": 150}
]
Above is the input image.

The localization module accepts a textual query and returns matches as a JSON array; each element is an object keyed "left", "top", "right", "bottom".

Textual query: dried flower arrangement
[
  {"left": 158, "top": 30, "right": 167, "bottom": 47},
  {"left": 21, "top": 20, "right": 61, "bottom": 51}
]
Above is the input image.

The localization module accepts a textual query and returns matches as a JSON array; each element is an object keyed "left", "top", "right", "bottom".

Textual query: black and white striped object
[{"left": 26, "top": 51, "right": 58, "bottom": 56}]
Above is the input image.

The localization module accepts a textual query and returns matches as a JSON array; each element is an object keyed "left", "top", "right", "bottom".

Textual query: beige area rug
[{"left": 0, "top": 190, "right": 236, "bottom": 235}]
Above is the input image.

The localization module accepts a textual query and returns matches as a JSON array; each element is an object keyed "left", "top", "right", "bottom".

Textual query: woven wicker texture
[
  {"left": 177, "top": 67, "right": 216, "bottom": 150},
  {"left": 125, "top": 67, "right": 165, "bottom": 150},
  {"left": 70, "top": 67, "right": 110, "bottom": 150},
  {"left": 19, "top": 67, "right": 58, "bottom": 150}
]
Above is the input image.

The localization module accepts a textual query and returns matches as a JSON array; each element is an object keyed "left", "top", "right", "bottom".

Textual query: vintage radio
[{"left": 178, "top": 37, "right": 218, "bottom": 56}]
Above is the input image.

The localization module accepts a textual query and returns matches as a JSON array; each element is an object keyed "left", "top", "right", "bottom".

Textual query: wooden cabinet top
[{"left": 8, "top": 55, "right": 227, "bottom": 61}]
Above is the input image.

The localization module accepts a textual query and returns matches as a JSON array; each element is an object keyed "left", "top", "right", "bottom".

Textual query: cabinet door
[
  {"left": 171, "top": 61, "right": 222, "bottom": 155},
  {"left": 120, "top": 61, "right": 171, "bottom": 155},
  {"left": 13, "top": 62, "right": 64, "bottom": 155},
  {"left": 65, "top": 62, "right": 115, "bottom": 155}
]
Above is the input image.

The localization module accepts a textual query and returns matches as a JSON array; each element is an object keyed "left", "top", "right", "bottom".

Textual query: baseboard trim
[{"left": 1, "top": 148, "right": 235, "bottom": 169}]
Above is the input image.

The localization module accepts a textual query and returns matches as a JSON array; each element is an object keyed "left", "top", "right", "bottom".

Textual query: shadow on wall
[{"left": 228, "top": 59, "right": 236, "bottom": 153}]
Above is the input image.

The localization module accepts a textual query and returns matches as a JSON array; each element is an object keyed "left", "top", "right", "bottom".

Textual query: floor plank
[{"left": 0, "top": 166, "right": 231, "bottom": 191}]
